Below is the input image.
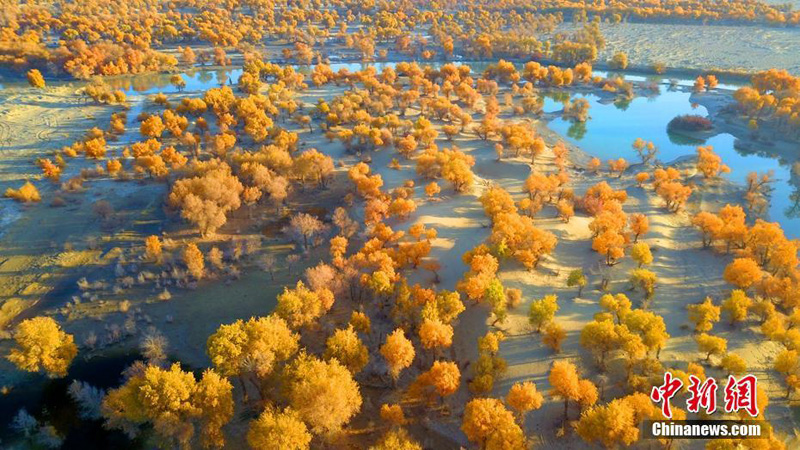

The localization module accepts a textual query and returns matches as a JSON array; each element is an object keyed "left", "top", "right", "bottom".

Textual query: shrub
[
  {"left": 667, "top": 115, "right": 713, "bottom": 132},
  {"left": 5, "top": 181, "right": 41, "bottom": 203}
]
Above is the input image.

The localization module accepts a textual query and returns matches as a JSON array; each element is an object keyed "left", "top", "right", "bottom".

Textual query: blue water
[{"left": 546, "top": 87, "right": 799, "bottom": 237}]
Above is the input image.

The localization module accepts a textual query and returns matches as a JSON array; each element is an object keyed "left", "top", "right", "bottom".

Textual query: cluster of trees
[
  {"left": 7, "top": 3, "right": 799, "bottom": 446},
  {"left": 734, "top": 69, "right": 800, "bottom": 136},
  {"left": 692, "top": 206, "right": 798, "bottom": 296},
  {"left": 10, "top": 195, "right": 457, "bottom": 448},
  {"left": 11, "top": 50, "right": 623, "bottom": 446},
  {"left": 581, "top": 293, "right": 669, "bottom": 374},
  {"left": 6, "top": 0, "right": 800, "bottom": 85},
  {"left": 582, "top": 181, "right": 633, "bottom": 265},
  {"left": 570, "top": 280, "right": 787, "bottom": 447},
  {"left": 479, "top": 185, "right": 558, "bottom": 269},
  {"left": 689, "top": 200, "right": 800, "bottom": 398},
  {"left": 45, "top": 66, "right": 344, "bottom": 236},
  {"left": 627, "top": 165, "right": 694, "bottom": 213},
  {"left": 528, "top": 294, "right": 567, "bottom": 352},
  {"left": 693, "top": 74, "right": 719, "bottom": 92},
  {"left": 696, "top": 146, "right": 730, "bottom": 180}
]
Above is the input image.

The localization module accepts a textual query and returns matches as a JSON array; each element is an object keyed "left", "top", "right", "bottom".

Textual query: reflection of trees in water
[
  {"left": 198, "top": 71, "right": 213, "bottom": 83},
  {"left": 666, "top": 130, "right": 706, "bottom": 146},
  {"left": 731, "top": 138, "right": 796, "bottom": 166},
  {"left": 101, "top": 68, "right": 242, "bottom": 94},
  {"left": 105, "top": 72, "right": 172, "bottom": 93},
  {"left": 568, "top": 121, "right": 587, "bottom": 140},
  {"left": 613, "top": 97, "right": 631, "bottom": 111},
  {"left": 786, "top": 186, "right": 800, "bottom": 219},
  {"left": 215, "top": 70, "right": 230, "bottom": 86},
  {"left": 546, "top": 91, "right": 572, "bottom": 104}
]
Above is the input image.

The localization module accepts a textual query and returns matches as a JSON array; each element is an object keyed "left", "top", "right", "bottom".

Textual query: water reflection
[
  {"left": 567, "top": 121, "right": 587, "bottom": 140},
  {"left": 547, "top": 87, "right": 800, "bottom": 237}
]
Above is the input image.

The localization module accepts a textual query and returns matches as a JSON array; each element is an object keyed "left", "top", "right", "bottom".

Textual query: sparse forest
[{"left": 1, "top": 0, "right": 799, "bottom": 449}]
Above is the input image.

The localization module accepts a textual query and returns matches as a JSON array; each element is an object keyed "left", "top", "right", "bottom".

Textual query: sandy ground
[
  {"left": 585, "top": 22, "right": 800, "bottom": 74},
  {"left": 484, "top": 150, "right": 798, "bottom": 448},
  {"left": 0, "top": 84, "right": 118, "bottom": 330},
  {"left": 324, "top": 89, "right": 800, "bottom": 446},
  {"left": 0, "top": 79, "right": 342, "bottom": 390},
  {"left": 0, "top": 67, "right": 798, "bottom": 448}
]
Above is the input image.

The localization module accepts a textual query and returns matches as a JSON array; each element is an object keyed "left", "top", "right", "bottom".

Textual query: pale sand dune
[{"left": 574, "top": 22, "right": 800, "bottom": 74}]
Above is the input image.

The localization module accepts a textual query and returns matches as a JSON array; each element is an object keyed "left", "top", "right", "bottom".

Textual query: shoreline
[{"left": 0, "top": 53, "right": 798, "bottom": 448}]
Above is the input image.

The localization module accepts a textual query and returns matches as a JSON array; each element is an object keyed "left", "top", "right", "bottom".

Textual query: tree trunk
[{"left": 238, "top": 375, "right": 248, "bottom": 403}]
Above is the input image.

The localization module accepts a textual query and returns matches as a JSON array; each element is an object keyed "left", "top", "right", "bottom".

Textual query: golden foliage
[
  {"left": 380, "top": 328, "right": 415, "bottom": 381},
  {"left": 247, "top": 407, "right": 311, "bottom": 450},
  {"left": 206, "top": 315, "right": 299, "bottom": 379},
  {"left": 283, "top": 353, "right": 362, "bottom": 434},
  {"left": 461, "top": 398, "right": 525, "bottom": 450},
  {"left": 102, "top": 364, "right": 233, "bottom": 448},
  {"left": 8, "top": 317, "right": 77, "bottom": 378}
]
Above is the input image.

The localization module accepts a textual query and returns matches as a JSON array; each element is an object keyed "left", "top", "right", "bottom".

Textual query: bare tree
[{"left": 285, "top": 213, "right": 327, "bottom": 250}]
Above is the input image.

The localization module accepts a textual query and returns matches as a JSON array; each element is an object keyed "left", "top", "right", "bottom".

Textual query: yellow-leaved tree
[
  {"left": 8, "top": 316, "right": 77, "bottom": 378},
  {"left": 247, "top": 407, "right": 311, "bottom": 450},
  {"left": 687, "top": 297, "right": 721, "bottom": 332},
  {"left": 410, "top": 360, "right": 461, "bottom": 404},
  {"left": 101, "top": 364, "right": 233, "bottom": 448},
  {"left": 721, "top": 290, "right": 752, "bottom": 325},
  {"left": 461, "top": 398, "right": 525, "bottom": 450},
  {"left": 576, "top": 393, "right": 658, "bottom": 448},
  {"left": 206, "top": 315, "right": 299, "bottom": 381},
  {"left": 696, "top": 333, "right": 727, "bottom": 361},
  {"left": 324, "top": 325, "right": 369, "bottom": 374},
  {"left": 506, "top": 381, "right": 543, "bottom": 425},
  {"left": 372, "top": 428, "right": 422, "bottom": 450},
  {"left": 549, "top": 360, "right": 597, "bottom": 421},
  {"left": 282, "top": 352, "right": 362, "bottom": 434},
  {"left": 528, "top": 294, "right": 559, "bottom": 332},
  {"left": 275, "top": 281, "right": 335, "bottom": 329},
  {"left": 380, "top": 328, "right": 416, "bottom": 384},
  {"left": 27, "top": 69, "right": 46, "bottom": 88}
]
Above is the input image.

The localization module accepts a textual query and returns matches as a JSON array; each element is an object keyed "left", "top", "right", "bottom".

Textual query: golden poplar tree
[
  {"left": 461, "top": 398, "right": 525, "bottom": 450},
  {"left": 380, "top": 329, "right": 415, "bottom": 383},
  {"left": 247, "top": 407, "right": 311, "bottom": 450},
  {"left": 283, "top": 353, "right": 362, "bottom": 433},
  {"left": 8, "top": 317, "right": 77, "bottom": 378}
]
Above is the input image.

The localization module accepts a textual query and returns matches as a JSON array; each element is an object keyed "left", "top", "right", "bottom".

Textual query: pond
[{"left": 546, "top": 86, "right": 800, "bottom": 238}]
